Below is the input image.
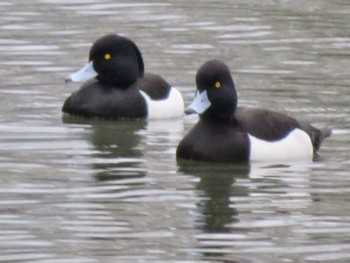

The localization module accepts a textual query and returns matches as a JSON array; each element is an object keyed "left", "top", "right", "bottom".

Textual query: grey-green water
[{"left": 0, "top": 0, "right": 350, "bottom": 262}]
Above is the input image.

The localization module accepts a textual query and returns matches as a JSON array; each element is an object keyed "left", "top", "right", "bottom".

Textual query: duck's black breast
[
  {"left": 137, "top": 73, "right": 171, "bottom": 100},
  {"left": 176, "top": 118, "right": 250, "bottom": 163},
  {"left": 235, "top": 107, "right": 300, "bottom": 141},
  {"left": 62, "top": 79, "right": 147, "bottom": 119}
]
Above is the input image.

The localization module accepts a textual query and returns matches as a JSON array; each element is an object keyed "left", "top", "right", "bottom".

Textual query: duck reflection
[
  {"left": 63, "top": 115, "right": 147, "bottom": 181},
  {"left": 178, "top": 160, "right": 250, "bottom": 233},
  {"left": 178, "top": 160, "right": 249, "bottom": 262},
  {"left": 178, "top": 160, "right": 313, "bottom": 262}
]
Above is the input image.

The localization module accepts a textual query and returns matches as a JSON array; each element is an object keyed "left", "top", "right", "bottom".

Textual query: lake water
[{"left": 0, "top": 0, "right": 350, "bottom": 262}]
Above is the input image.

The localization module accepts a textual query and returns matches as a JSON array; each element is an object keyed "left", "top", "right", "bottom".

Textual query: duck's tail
[{"left": 300, "top": 122, "right": 332, "bottom": 152}]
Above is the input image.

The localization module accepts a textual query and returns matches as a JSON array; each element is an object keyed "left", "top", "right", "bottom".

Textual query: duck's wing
[
  {"left": 235, "top": 107, "right": 331, "bottom": 151},
  {"left": 235, "top": 107, "right": 300, "bottom": 141},
  {"left": 137, "top": 73, "right": 171, "bottom": 100}
]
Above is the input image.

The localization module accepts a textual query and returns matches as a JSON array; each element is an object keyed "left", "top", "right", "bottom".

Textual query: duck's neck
[
  {"left": 97, "top": 76, "right": 138, "bottom": 88},
  {"left": 200, "top": 110, "right": 236, "bottom": 124}
]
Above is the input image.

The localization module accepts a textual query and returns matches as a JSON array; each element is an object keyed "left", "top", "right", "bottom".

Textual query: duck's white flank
[
  {"left": 248, "top": 128, "right": 313, "bottom": 162},
  {"left": 139, "top": 88, "right": 184, "bottom": 119}
]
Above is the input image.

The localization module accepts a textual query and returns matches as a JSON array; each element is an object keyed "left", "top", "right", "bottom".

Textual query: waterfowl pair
[
  {"left": 63, "top": 34, "right": 184, "bottom": 119},
  {"left": 62, "top": 35, "right": 330, "bottom": 162},
  {"left": 176, "top": 60, "right": 331, "bottom": 163}
]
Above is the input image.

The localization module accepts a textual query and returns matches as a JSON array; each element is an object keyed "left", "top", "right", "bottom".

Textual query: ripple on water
[{"left": 0, "top": 0, "right": 349, "bottom": 262}]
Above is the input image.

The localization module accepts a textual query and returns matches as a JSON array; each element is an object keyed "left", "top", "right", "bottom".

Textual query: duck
[
  {"left": 62, "top": 34, "right": 184, "bottom": 120},
  {"left": 176, "top": 59, "right": 331, "bottom": 163}
]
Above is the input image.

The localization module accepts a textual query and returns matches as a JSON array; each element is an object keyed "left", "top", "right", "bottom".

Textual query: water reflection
[
  {"left": 196, "top": 173, "right": 240, "bottom": 233},
  {"left": 63, "top": 116, "right": 147, "bottom": 181},
  {"left": 178, "top": 161, "right": 249, "bottom": 261},
  {"left": 177, "top": 161, "right": 318, "bottom": 262},
  {"left": 179, "top": 162, "right": 249, "bottom": 232},
  {"left": 0, "top": 0, "right": 349, "bottom": 262}
]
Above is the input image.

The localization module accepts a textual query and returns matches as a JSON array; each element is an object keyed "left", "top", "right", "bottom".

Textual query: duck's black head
[
  {"left": 89, "top": 34, "right": 144, "bottom": 86},
  {"left": 187, "top": 60, "right": 237, "bottom": 120}
]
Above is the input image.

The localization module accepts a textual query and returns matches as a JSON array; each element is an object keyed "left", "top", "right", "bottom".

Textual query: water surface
[{"left": 0, "top": 0, "right": 350, "bottom": 262}]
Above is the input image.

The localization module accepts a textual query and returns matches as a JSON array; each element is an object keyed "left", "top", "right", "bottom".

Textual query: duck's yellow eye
[
  {"left": 215, "top": 81, "right": 221, "bottom": 88},
  {"left": 104, "top": 53, "right": 111, "bottom": 60}
]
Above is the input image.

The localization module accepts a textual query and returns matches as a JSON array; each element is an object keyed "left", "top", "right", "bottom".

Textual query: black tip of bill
[{"left": 185, "top": 107, "right": 197, "bottom": 115}]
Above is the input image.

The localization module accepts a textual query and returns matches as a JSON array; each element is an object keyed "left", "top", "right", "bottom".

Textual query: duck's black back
[
  {"left": 235, "top": 107, "right": 300, "bottom": 141},
  {"left": 137, "top": 73, "right": 171, "bottom": 100}
]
